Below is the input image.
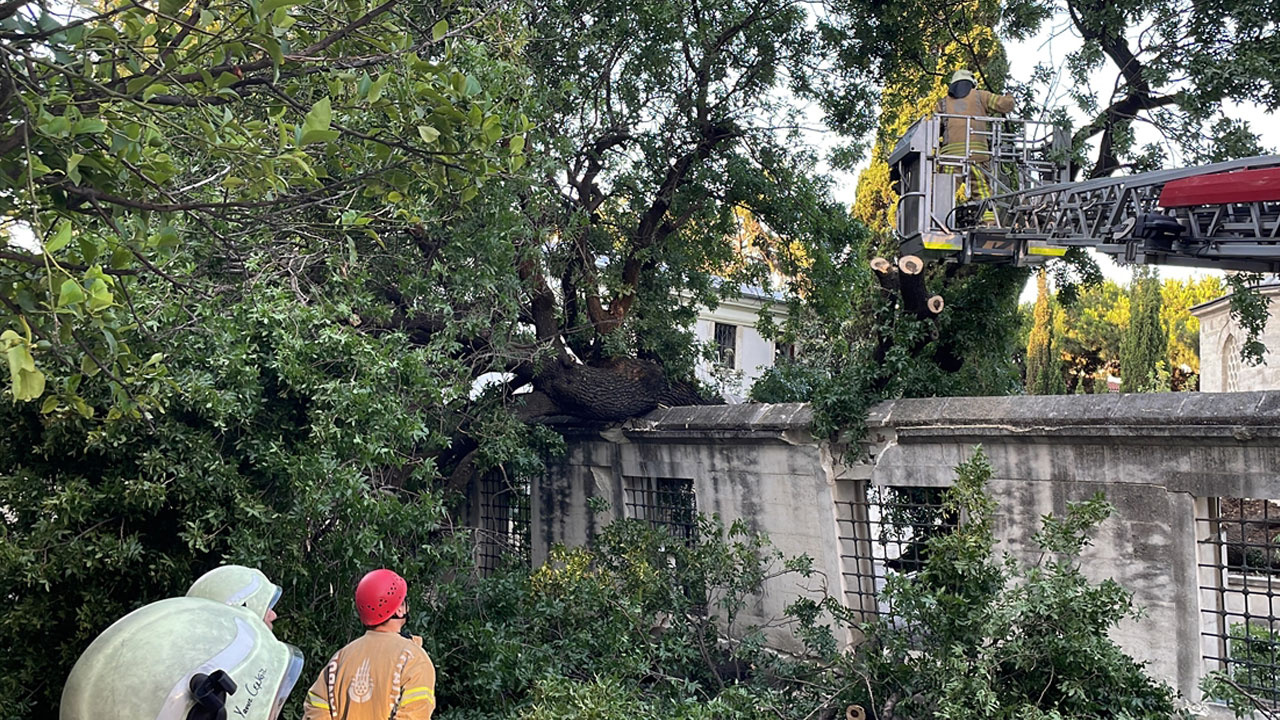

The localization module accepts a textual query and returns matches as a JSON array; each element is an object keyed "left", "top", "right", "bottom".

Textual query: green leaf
[
  {"left": 45, "top": 220, "right": 73, "bottom": 253},
  {"left": 65, "top": 153, "right": 84, "bottom": 184},
  {"left": 263, "top": 37, "right": 284, "bottom": 68},
  {"left": 39, "top": 115, "right": 71, "bottom": 137},
  {"left": 80, "top": 353, "right": 100, "bottom": 377},
  {"left": 417, "top": 125, "right": 440, "bottom": 144},
  {"left": 40, "top": 394, "right": 59, "bottom": 414},
  {"left": 73, "top": 396, "right": 94, "bottom": 418},
  {"left": 57, "top": 279, "right": 85, "bottom": 308},
  {"left": 510, "top": 135, "right": 525, "bottom": 154},
  {"left": 431, "top": 19, "right": 449, "bottom": 42},
  {"left": 159, "top": 0, "right": 185, "bottom": 16},
  {"left": 155, "top": 226, "right": 180, "bottom": 249},
  {"left": 72, "top": 118, "right": 108, "bottom": 135},
  {"left": 88, "top": 280, "right": 114, "bottom": 311},
  {"left": 303, "top": 97, "right": 332, "bottom": 134},
  {"left": 299, "top": 98, "right": 338, "bottom": 145},
  {"left": 299, "top": 129, "right": 340, "bottom": 146},
  {"left": 28, "top": 155, "right": 52, "bottom": 178},
  {"left": 142, "top": 83, "right": 170, "bottom": 101},
  {"left": 4, "top": 336, "right": 44, "bottom": 402},
  {"left": 368, "top": 74, "right": 391, "bottom": 103},
  {"left": 261, "top": 0, "right": 304, "bottom": 14},
  {"left": 482, "top": 115, "right": 503, "bottom": 145}
]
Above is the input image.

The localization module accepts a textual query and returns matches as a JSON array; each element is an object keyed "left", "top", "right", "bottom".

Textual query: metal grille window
[
  {"left": 1224, "top": 335, "right": 1242, "bottom": 391},
  {"left": 477, "top": 474, "right": 531, "bottom": 574},
  {"left": 1197, "top": 496, "right": 1280, "bottom": 704},
  {"left": 624, "top": 476, "right": 697, "bottom": 542},
  {"left": 836, "top": 484, "right": 955, "bottom": 625},
  {"left": 713, "top": 323, "right": 737, "bottom": 368}
]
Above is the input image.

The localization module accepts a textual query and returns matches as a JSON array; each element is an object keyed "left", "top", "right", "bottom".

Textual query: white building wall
[
  {"left": 691, "top": 295, "right": 786, "bottom": 401},
  {"left": 1194, "top": 288, "right": 1280, "bottom": 392}
]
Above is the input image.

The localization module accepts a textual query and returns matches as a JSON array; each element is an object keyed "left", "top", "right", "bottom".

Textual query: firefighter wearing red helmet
[{"left": 302, "top": 569, "right": 437, "bottom": 720}]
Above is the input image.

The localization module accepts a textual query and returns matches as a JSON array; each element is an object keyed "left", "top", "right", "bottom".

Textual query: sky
[{"left": 814, "top": 19, "right": 1280, "bottom": 304}]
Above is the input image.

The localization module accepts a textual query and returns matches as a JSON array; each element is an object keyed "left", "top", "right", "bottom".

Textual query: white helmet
[
  {"left": 187, "top": 565, "right": 282, "bottom": 623},
  {"left": 61, "top": 597, "right": 304, "bottom": 720}
]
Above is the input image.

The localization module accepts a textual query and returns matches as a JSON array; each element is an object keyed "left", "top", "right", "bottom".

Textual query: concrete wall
[
  {"left": 532, "top": 392, "right": 1280, "bottom": 715},
  {"left": 532, "top": 404, "right": 844, "bottom": 654}
]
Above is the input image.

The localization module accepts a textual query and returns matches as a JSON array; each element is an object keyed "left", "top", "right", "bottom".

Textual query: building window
[
  {"left": 1224, "top": 335, "right": 1241, "bottom": 391},
  {"left": 713, "top": 323, "right": 737, "bottom": 368},
  {"left": 476, "top": 473, "right": 531, "bottom": 574},
  {"left": 835, "top": 484, "right": 956, "bottom": 625},
  {"left": 775, "top": 342, "right": 796, "bottom": 362},
  {"left": 623, "top": 476, "right": 697, "bottom": 543},
  {"left": 1197, "top": 496, "right": 1280, "bottom": 704}
]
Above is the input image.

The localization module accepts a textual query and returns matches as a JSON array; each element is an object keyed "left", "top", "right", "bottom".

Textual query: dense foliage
[
  {"left": 423, "top": 516, "right": 833, "bottom": 720},
  {"left": 0, "top": 0, "right": 897, "bottom": 713},
  {"left": 1017, "top": 274, "right": 1224, "bottom": 393},
  {"left": 0, "top": 0, "right": 526, "bottom": 414},
  {"left": 799, "top": 449, "right": 1190, "bottom": 719},
  {"left": 3, "top": 0, "right": 1279, "bottom": 713},
  {"left": 1119, "top": 267, "right": 1169, "bottom": 392}
]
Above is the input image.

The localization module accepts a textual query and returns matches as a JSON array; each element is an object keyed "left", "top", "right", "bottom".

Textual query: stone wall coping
[
  {"left": 613, "top": 392, "right": 1279, "bottom": 442},
  {"left": 627, "top": 402, "right": 813, "bottom": 433},
  {"left": 865, "top": 392, "right": 1280, "bottom": 430}
]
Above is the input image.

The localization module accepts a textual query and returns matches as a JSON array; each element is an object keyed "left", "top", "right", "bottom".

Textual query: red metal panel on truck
[{"left": 1159, "top": 167, "right": 1280, "bottom": 208}]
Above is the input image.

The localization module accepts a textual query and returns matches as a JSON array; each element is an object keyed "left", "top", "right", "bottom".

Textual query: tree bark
[{"left": 532, "top": 356, "right": 716, "bottom": 422}]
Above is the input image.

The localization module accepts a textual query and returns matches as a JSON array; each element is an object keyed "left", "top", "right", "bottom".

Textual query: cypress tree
[
  {"left": 1120, "top": 266, "right": 1168, "bottom": 392},
  {"left": 1025, "top": 269, "right": 1064, "bottom": 394}
]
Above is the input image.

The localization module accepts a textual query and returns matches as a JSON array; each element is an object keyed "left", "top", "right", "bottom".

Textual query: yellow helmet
[
  {"left": 60, "top": 597, "right": 304, "bottom": 720},
  {"left": 950, "top": 69, "right": 977, "bottom": 85},
  {"left": 187, "top": 565, "right": 282, "bottom": 623}
]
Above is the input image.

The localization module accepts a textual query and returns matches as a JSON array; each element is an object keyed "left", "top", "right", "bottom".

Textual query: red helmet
[{"left": 354, "top": 569, "right": 407, "bottom": 626}]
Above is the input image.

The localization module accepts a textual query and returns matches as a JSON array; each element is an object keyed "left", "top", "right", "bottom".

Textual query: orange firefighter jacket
[
  {"left": 302, "top": 630, "right": 436, "bottom": 720},
  {"left": 935, "top": 89, "right": 1016, "bottom": 159}
]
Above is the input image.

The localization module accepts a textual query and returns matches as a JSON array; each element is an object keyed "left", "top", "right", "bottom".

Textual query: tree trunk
[{"left": 533, "top": 356, "right": 717, "bottom": 422}]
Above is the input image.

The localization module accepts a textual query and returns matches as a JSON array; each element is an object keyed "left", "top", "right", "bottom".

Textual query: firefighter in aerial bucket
[
  {"left": 61, "top": 596, "right": 305, "bottom": 720},
  {"left": 188, "top": 564, "right": 283, "bottom": 630},
  {"left": 935, "top": 69, "right": 1015, "bottom": 223}
]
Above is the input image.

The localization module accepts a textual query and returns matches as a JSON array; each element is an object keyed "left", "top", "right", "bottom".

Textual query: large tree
[
  {"left": 1120, "top": 266, "right": 1167, "bottom": 392},
  {"left": 495, "top": 0, "right": 888, "bottom": 424},
  {"left": 0, "top": 0, "right": 526, "bottom": 414},
  {"left": 1011, "top": 0, "right": 1278, "bottom": 177},
  {"left": 0, "top": 0, "right": 926, "bottom": 712}
]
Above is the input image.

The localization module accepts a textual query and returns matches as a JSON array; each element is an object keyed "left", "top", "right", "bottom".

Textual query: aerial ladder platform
[{"left": 889, "top": 114, "right": 1280, "bottom": 273}]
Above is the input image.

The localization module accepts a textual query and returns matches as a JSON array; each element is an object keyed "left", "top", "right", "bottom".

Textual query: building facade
[
  {"left": 1192, "top": 281, "right": 1280, "bottom": 392},
  {"left": 691, "top": 285, "right": 789, "bottom": 402}
]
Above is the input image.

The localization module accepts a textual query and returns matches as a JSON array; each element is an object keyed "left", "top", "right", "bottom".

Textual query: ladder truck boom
[{"left": 890, "top": 114, "right": 1280, "bottom": 273}]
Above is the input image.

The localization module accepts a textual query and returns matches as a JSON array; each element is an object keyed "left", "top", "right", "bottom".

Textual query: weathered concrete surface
[
  {"left": 533, "top": 403, "right": 841, "bottom": 654},
  {"left": 534, "top": 392, "right": 1280, "bottom": 715},
  {"left": 864, "top": 391, "right": 1280, "bottom": 712}
]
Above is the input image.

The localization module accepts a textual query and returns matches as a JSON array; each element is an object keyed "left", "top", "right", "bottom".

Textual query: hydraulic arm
[{"left": 890, "top": 115, "right": 1280, "bottom": 272}]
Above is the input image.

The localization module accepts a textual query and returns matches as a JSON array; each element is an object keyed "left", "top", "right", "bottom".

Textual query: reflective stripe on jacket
[{"left": 302, "top": 631, "right": 436, "bottom": 720}]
